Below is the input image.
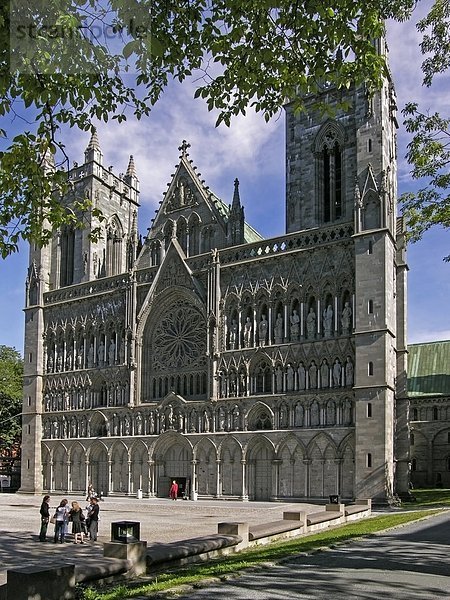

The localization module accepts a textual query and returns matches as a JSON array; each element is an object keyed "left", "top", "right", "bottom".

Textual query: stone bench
[
  {"left": 146, "top": 534, "right": 242, "bottom": 569},
  {"left": 248, "top": 520, "right": 304, "bottom": 542},
  {"left": 345, "top": 504, "right": 370, "bottom": 516},
  {"left": 307, "top": 510, "right": 342, "bottom": 526},
  {"left": 75, "top": 557, "right": 132, "bottom": 584}
]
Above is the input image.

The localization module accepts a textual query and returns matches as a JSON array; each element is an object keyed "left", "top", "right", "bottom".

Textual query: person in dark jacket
[
  {"left": 88, "top": 497, "right": 100, "bottom": 541},
  {"left": 39, "top": 495, "right": 51, "bottom": 542}
]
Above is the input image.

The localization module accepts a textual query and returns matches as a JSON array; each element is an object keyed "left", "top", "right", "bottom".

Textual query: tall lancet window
[
  {"left": 106, "top": 216, "right": 123, "bottom": 276},
  {"left": 316, "top": 123, "right": 344, "bottom": 224},
  {"left": 60, "top": 226, "right": 75, "bottom": 287}
]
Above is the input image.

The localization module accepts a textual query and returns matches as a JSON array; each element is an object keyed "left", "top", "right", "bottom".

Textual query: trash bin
[
  {"left": 136, "top": 489, "right": 143, "bottom": 499},
  {"left": 329, "top": 494, "right": 340, "bottom": 504}
]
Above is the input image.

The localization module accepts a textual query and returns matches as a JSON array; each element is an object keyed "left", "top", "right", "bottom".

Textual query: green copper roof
[{"left": 408, "top": 340, "right": 450, "bottom": 397}]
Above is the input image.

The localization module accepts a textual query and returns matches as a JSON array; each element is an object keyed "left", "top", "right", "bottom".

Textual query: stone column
[{"left": 240, "top": 460, "right": 248, "bottom": 501}]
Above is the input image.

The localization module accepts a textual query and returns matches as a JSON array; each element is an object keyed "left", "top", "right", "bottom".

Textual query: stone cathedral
[{"left": 21, "top": 43, "right": 410, "bottom": 503}]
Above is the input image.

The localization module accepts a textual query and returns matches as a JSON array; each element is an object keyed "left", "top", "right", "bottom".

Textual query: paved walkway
[
  {"left": 174, "top": 510, "right": 450, "bottom": 599},
  {"left": 0, "top": 492, "right": 319, "bottom": 588}
]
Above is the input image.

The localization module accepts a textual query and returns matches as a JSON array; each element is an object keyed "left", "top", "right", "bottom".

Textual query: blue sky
[{"left": 0, "top": 9, "right": 449, "bottom": 354}]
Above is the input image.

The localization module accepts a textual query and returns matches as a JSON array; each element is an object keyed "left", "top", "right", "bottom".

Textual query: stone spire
[
  {"left": 228, "top": 177, "right": 245, "bottom": 246},
  {"left": 86, "top": 128, "right": 100, "bottom": 151},
  {"left": 84, "top": 128, "right": 103, "bottom": 164},
  {"left": 126, "top": 155, "right": 137, "bottom": 178},
  {"left": 232, "top": 178, "right": 241, "bottom": 210}
]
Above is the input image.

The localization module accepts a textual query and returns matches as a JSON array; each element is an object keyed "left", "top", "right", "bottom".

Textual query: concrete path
[
  {"left": 174, "top": 510, "right": 450, "bottom": 600},
  {"left": 0, "top": 492, "right": 319, "bottom": 588}
]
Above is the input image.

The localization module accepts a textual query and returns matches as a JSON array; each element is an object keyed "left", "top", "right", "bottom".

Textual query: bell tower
[{"left": 284, "top": 38, "right": 408, "bottom": 501}]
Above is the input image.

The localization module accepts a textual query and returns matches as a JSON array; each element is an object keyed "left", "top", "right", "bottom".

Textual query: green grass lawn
[
  {"left": 80, "top": 509, "right": 442, "bottom": 600},
  {"left": 403, "top": 487, "right": 450, "bottom": 508}
]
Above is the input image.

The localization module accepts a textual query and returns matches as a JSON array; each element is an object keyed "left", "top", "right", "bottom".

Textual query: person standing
[
  {"left": 39, "top": 495, "right": 50, "bottom": 542},
  {"left": 68, "top": 501, "right": 85, "bottom": 544},
  {"left": 53, "top": 498, "right": 69, "bottom": 544},
  {"left": 88, "top": 497, "right": 100, "bottom": 542},
  {"left": 169, "top": 480, "right": 178, "bottom": 500}
]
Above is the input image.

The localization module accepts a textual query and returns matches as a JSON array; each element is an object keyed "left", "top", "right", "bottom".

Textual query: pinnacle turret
[
  {"left": 84, "top": 128, "right": 103, "bottom": 164},
  {"left": 232, "top": 178, "right": 241, "bottom": 210},
  {"left": 126, "top": 155, "right": 137, "bottom": 178}
]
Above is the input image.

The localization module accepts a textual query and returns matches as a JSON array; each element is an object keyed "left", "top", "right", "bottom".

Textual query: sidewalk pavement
[{"left": 0, "top": 492, "right": 320, "bottom": 587}]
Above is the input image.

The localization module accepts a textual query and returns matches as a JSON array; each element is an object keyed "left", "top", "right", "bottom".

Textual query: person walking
[
  {"left": 39, "top": 495, "right": 50, "bottom": 542},
  {"left": 169, "top": 480, "right": 178, "bottom": 500},
  {"left": 53, "top": 498, "right": 69, "bottom": 544},
  {"left": 88, "top": 497, "right": 100, "bottom": 542},
  {"left": 68, "top": 501, "right": 85, "bottom": 544}
]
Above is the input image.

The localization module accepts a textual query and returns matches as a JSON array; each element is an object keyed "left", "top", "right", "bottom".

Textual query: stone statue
[
  {"left": 229, "top": 371, "right": 237, "bottom": 395},
  {"left": 135, "top": 413, "right": 142, "bottom": 435},
  {"left": 274, "top": 312, "right": 283, "bottom": 344},
  {"left": 108, "top": 339, "right": 116, "bottom": 365},
  {"left": 97, "top": 340, "right": 105, "bottom": 367},
  {"left": 87, "top": 343, "right": 94, "bottom": 368},
  {"left": 149, "top": 411, "right": 155, "bottom": 434},
  {"left": 298, "top": 362, "right": 306, "bottom": 390},
  {"left": 232, "top": 406, "right": 240, "bottom": 430},
  {"left": 243, "top": 317, "right": 252, "bottom": 348},
  {"left": 341, "top": 301, "right": 352, "bottom": 334},
  {"left": 258, "top": 314, "right": 268, "bottom": 346},
  {"left": 119, "top": 337, "right": 126, "bottom": 363},
  {"left": 280, "top": 404, "right": 287, "bottom": 428},
  {"left": 218, "top": 406, "right": 226, "bottom": 431},
  {"left": 320, "top": 359, "right": 329, "bottom": 388},
  {"left": 239, "top": 371, "right": 246, "bottom": 395},
  {"left": 286, "top": 364, "right": 294, "bottom": 391},
  {"left": 306, "top": 307, "right": 316, "bottom": 339},
  {"left": 275, "top": 366, "right": 283, "bottom": 392},
  {"left": 345, "top": 357, "right": 354, "bottom": 386},
  {"left": 229, "top": 319, "right": 238, "bottom": 349},
  {"left": 333, "top": 358, "right": 342, "bottom": 387},
  {"left": 309, "top": 360, "right": 318, "bottom": 388},
  {"left": 323, "top": 304, "right": 333, "bottom": 337},
  {"left": 203, "top": 410, "right": 210, "bottom": 432},
  {"left": 295, "top": 403, "right": 304, "bottom": 427},
  {"left": 290, "top": 309, "right": 300, "bottom": 340}
]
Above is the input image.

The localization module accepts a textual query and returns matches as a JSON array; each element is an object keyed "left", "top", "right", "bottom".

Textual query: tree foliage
[
  {"left": 399, "top": 0, "right": 450, "bottom": 259},
  {"left": 401, "top": 103, "right": 450, "bottom": 261},
  {"left": 0, "top": 0, "right": 446, "bottom": 257},
  {"left": 0, "top": 345, "right": 23, "bottom": 453}
]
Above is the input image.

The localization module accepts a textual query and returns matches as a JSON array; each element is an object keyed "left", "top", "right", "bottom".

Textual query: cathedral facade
[{"left": 20, "top": 44, "right": 410, "bottom": 503}]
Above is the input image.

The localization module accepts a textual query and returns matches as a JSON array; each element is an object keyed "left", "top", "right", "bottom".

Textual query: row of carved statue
[
  {"left": 42, "top": 397, "right": 355, "bottom": 440},
  {"left": 44, "top": 382, "right": 129, "bottom": 412},
  {"left": 46, "top": 334, "right": 126, "bottom": 373},
  {"left": 226, "top": 300, "right": 352, "bottom": 349},
  {"left": 217, "top": 357, "right": 354, "bottom": 398}
]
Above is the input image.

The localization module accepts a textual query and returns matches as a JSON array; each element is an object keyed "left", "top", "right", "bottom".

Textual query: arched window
[
  {"left": 433, "top": 406, "right": 438, "bottom": 421},
  {"left": 60, "top": 226, "right": 75, "bottom": 287},
  {"left": 106, "top": 216, "right": 123, "bottom": 276},
  {"left": 177, "top": 218, "right": 188, "bottom": 254},
  {"left": 315, "top": 122, "right": 345, "bottom": 224},
  {"left": 411, "top": 458, "right": 417, "bottom": 472}
]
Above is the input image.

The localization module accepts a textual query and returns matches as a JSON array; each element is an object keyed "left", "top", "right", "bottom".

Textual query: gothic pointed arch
[
  {"left": 106, "top": 214, "right": 124, "bottom": 276},
  {"left": 247, "top": 401, "right": 274, "bottom": 431},
  {"left": 314, "top": 120, "right": 345, "bottom": 224},
  {"left": 59, "top": 224, "right": 75, "bottom": 287}
]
